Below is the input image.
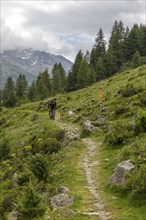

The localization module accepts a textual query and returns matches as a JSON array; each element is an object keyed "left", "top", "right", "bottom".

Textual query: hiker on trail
[{"left": 48, "top": 98, "right": 56, "bottom": 120}]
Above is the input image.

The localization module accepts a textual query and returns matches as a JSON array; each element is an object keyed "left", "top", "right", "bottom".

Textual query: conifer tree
[
  {"left": 96, "top": 56, "right": 105, "bottom": 80},
  {"left": 51, "top": 63, "right": 66, "bottom": 94},
  {"left": 132, "top": 51, "right": 141, "bottom": 68},
  {"left": 94, "top": 28, "right": 106, "bottom": 58},
  {"left": 15, "top": 74, "right": 27, "bottom": 99},
  {"left": 65, "top": 71, "right": 74, "bottom": 92},
  {"left": 76, "top": 59, "right": 88, "bottom": 89},
  {"left": 36, "top": 69, "right": 51, "bottom": 100},
  {"left": 71, "top": 50, "right": 84, "bottom": 90},
  {"left": 108, "top": 20, "right": 125, "bottom": 70},
  {"left": 124, "top": 24, "right": 141, "bottom": 60},
  {"left": 104, "top": 48, "right": 117, "bottom": 76},
  {"left": 3, "top": 76, "right": 17, "bottom": 107},
  {"left": 87, "top": 67, "right": 96, "bottom": 86},
  {"left": 90, "top": 28, "right": 106, "bottom": 70},
  {"left": 28, "top": 81, "right": 37, "bottom": 101}
]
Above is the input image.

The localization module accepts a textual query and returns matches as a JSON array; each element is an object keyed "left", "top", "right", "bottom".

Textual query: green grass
[{"left": 0, "top": 65, "right": 146, "bottom": 219}]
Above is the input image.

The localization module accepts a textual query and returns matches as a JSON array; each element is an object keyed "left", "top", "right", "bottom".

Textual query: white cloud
[{"left": 1, "top": 0, "right": 145, "bottom": 61}]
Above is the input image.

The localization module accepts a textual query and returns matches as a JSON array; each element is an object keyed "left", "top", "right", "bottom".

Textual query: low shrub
[
  {"left": 125, "top": 164, "right": 146, "bottom": 203},
  {"left": 32, "top": 137, "right": 61, "bottom": 155},
  {"left": 138, "top": 91, "right": 146, "bottom": 106},
  {"left": 105, "top": 122, "right": 134, "bottom": 147},
  {"left": 17, "top": 172, "right": 31, "bottom": 186},
  {"left": 29, "top": 153, "right": 49, "bottom": 182},
  {"left": 120, "top": 143, "right": 146, "bottom": 163},
  {"left": 134, "top": 109, "right": 146, "bottom": 134},
  {"left": 17, "top": 186, "right": 45, "bottom": 219},
  {"left": 119, "top": 83, "right": 143, "bottom": 97},
  {"left": 0, "top": 139, "right": 10, "bottom": 161},
  {"left": 114, "top": 104, "right": 130, "bottom": 116}
]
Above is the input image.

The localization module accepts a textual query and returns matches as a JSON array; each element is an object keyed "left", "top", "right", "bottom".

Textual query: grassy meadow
[{"left": 0, "top": 65, "right": 146, "bottom": 219}]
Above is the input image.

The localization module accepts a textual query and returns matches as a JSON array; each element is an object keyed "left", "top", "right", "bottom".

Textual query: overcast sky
[{"left": 1, "top": 0, "right": 145, "bottom": 61}]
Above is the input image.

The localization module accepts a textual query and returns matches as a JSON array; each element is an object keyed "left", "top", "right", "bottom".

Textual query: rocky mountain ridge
[{"left": 0, "top": 48, "right": 73, "bottom": 87}]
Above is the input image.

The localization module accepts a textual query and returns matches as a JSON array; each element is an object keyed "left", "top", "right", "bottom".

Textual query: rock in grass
[
  {"left": 109, "top": 160, "right": 135, "bottom": 186},
  {"left": 50, "top": 193, "right": 73, "bottom": 210}
]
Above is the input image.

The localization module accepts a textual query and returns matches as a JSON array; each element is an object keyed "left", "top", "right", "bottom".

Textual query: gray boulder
[
  {"left": 109, "top": 160, "right": 135, "bottom": 186},
  {"left": 12, "top": 173, "right": 19, "bottom": 187},
  {"left": 58, "top": 186, "right": 70, "bottom": 194},
  {"left": 7, "top": 211, "right": 20, "bottom": 220},
  {"left": 83, "top": 120, "right": 95, "bottom": 132},
  {"left": 50, "top": 193, "right": 73, "bottom": 210},
  {"left": 65, "top": 130, "right": 80, "bottom": 141}
]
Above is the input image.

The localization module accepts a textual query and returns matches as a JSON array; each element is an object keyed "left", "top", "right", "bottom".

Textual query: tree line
[{"left": 1, "top": 20, "right": 145, "bottom": 107}]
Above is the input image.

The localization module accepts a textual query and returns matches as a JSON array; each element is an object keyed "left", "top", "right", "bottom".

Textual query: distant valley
[{"left": 0, "top": 48, "right": 73, "bottom": 87}]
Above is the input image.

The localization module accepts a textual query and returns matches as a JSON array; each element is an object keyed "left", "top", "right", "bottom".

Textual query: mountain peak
[{"left": 0, "top": 48, "right": 73, "bottom": 87}]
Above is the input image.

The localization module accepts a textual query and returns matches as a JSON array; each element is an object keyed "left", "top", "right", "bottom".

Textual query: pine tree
[
  {"left": 3, "top": 76, "right": 17, "bottom": 107},
  {"left": 87, "top": 67, "right": 96, "bottom": 86},
  {"left": 58, "top": 63, "right": 66, "bottom": 91},
  {"left": 15, "top": 74, "right": 27, "bottom": 99},
  {"left": 104, "top": 48, "right": 117, "bottom": 76},
  {"left": 94, "top": 28, "right": 106, "bottom": 58},
  {"left": 76, "top": 59, "right": 88, "bottom": 89},
  {"left": 90, "top": 28, "right": 106, "bottom": 70},
  {"left": 18, "top": 186, "right": 45, "bottom": 218},
  {"left": 28, "top": 81, "right": 37, "bottom": 101},
  {"left": 140, "top": 25, "right": 146, "bottom": 56},
  {"left": 90, "top": 47, "right": 97, "bottom": 70},
  {"left": 124, "top": 24, "right": 141, "bottom": 60},
  {"left": 51, "top": 63, "right": 66, "bottom": 94},
  {"left": 36, "top": 69, "right": 51, "bottom": 100},
  {"left": 108, "top": 20, "right": 125, "bottom": 70},
  {"left": 71, "top": 50, "right": 84, "bottom": 90},
  {"left": 132, "top": 51, "right": 141, "bottom": 68},
  {"left": 96, "top": 56, "right": 105, "bottom": 80},
  {"left": 65, "top": 71, "right": 74, "bottom": 92}
]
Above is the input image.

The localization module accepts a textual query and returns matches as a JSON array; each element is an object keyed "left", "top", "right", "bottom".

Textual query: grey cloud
[{"left": 1, "top": 0, "right": 145, "bottom": 60}]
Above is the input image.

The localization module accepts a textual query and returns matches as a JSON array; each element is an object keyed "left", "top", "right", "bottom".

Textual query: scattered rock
[
  {"left": 82, "top": 120, "right": 95, "bottom": 132},
  {"left": 112, "top": 196, "right": 118, "bottom": 200},
  {"left": 50, "top": 193, "right": 73, "bottom": 210},
  {"left": 65, "top": 130, "right": 80, "bottom": 141},
  {"left": 31, "top": 114, "right": 39, "bottom": 121},
  {"left": 109, "top": 160, "right": 135, "bottom": 186},
  {"left": 7, "top": 211, "right": 20, "bottom": 220},
  {"left": 12, "top": 173, "right": 19, "bottom": 187},
  {"left": 58, "top": 186, "right": 70, "bottom": 194},
  {"left": 44, "top": 216, "right": 50, "bottom": 220}
]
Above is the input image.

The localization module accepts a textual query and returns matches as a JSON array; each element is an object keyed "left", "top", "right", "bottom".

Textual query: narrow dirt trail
[
  {"left": 55, "top": 117, "right": 110, "bottom": 220},
  {"left": 82, "top": 138, "right": 110, "bottom": 220}
]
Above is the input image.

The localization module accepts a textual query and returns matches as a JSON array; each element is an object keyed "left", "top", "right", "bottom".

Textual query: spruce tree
[
  {"left": 124, "top": 24, "right": 141, "bottom": 60},
  {"left": 90, "top": 28, "right": 106, "bottom": 70},
  {"left": 15, "top": 74, "right": 27, "bottom": 99},
  {"left": 65, "top": 71, "right": 74, "bottom": 92},
  {"left": 28, "top": 81, "right": 37, "bottom": 101},
  {"left": 108, "top": 20, "right": 125, "bottom": 70},
  {"left": 96, "top": 56, "right": 105, "bottom": 80},
  {"left": 76, "top": 59, "right": 88, "bottom": 89},
  {"left": 51, "top": 63, "right": 65, "bottom": 94},
  {"left": 71, "top": 50, "right": 84, "bottom": 90},
  {"left": 36, "top": 69, "right": 51, "bottom": 100},
  {"left": 132, "top": 51, "right": 141, "bottom": 68},
  {"left": 3, "top": 76, "right": 17, "bottom": 107}
]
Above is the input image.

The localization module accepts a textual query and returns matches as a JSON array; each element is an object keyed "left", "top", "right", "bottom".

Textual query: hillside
[{"left": 0, "top": 65, "right": 146, "bottom": 220}]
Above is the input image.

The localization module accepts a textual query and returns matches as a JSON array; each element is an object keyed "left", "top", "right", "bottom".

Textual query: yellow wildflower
[{"left": 23, "top": 145, "right": 32, "bottom": 151}]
